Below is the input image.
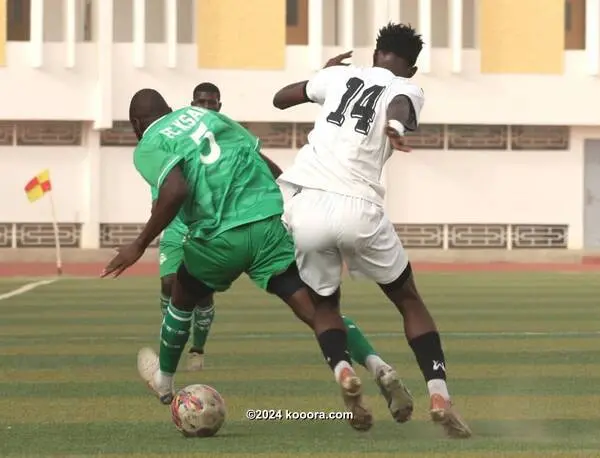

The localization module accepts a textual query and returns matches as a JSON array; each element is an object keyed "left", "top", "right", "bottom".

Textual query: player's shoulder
[
  {"left": 134, "top": 119, "right": 170, "bottom": 162},
  {"left": 317, "top": 65, "right": 383, "bottom": 88},
  {"left": 132, "top": 137, "right": 154, "bottom": 170},
  {"left": 317, "top": 64, "right": 354, "bottom": 81},
  {"left": 388, "top": 77, "right": 424, "bottom": 97}
]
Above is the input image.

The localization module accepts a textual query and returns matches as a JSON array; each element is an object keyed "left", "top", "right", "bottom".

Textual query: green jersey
[
  {"left": 134, "top": 106, "right": 283, "bottom": 240},
  {"left": 150, "top": 185, "right": 188, "bottom": 239}
]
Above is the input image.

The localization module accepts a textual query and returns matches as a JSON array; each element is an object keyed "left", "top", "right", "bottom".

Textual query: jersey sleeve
[
  {"left": 305, "top": 66, "right": 348, "bottom": 105},
  {"left": 150, "top": 185, "right": 158, "bottom": 201},
  {"left": 133, "top": 140, "right": 184, "bottom": 191},
  {"left": 386, "top": 81, "right": 425, "bottom": 127}
]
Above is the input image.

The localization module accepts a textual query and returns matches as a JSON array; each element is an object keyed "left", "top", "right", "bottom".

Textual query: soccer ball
[{"left": 170, "top": 384, "right": 226, "bottom": 437}]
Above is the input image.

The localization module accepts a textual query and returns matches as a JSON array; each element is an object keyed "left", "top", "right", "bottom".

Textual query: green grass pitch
[{"left": 0, "top": 271, "right": 599, "bottom": 457}]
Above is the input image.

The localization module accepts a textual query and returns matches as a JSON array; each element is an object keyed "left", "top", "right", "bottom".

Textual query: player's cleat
[
  {"left": 186, "top": 348, "right": 205, "bottom": 372},
  {"left": 375, "top": 366, "right": 413, "bottom": 423},
  {"left": 137, "top": 347, "right": 174, "bottom": 405},
  {"left": 338, "top": 367, "right": 373, "bottom": 431},
  {"left": 430, "top": 393, "right": 472, "bottom": 439}
]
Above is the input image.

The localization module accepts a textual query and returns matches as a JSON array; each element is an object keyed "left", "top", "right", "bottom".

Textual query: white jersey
[{"left": 278, "top": 65, "right": 424, "bottom": 206}]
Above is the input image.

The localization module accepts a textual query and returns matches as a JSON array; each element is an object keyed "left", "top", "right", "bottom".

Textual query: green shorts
[
  {"left": 159, "top": 229, "right": 185, "bottom": 278},
  {"left": 183, "top": 215, "right": 295, "bottom": 292}
]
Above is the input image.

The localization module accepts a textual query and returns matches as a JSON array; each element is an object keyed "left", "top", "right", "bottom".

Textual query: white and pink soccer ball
[{"left": 170, "top": 384, "right": 226, "bottom": 437}]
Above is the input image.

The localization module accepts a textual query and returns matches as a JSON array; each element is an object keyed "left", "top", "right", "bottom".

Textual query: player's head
[
  {"left": 373, "top": 23, "right": 423, "bottom": 78},
  {"left": 191, "top": 82, "right": 221, "bottom": 112},
  {"left": 129, "top": 88, "right": 172, "bottom": 140}
]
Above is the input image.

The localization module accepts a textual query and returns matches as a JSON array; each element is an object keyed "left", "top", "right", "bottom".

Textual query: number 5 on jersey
[
  {"left": 326, "top": 77, "right": 385, "bottom": 135},
  {"left": 190, "top": 122, "right": 221, "bottom": 164}
]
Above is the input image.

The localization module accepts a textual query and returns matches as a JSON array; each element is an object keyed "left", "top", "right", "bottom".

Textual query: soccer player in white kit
[{"left": 273, "top": 23, "right": 471, "bottom": 438}]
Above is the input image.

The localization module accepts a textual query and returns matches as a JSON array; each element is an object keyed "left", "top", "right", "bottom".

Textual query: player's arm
[
  {"left": 102, "top": 144, "right": 188, "bottom": 278},
  {"left": 387, "top": 95, "right": 418, "bottom": 132},
  {"left": 272, "top": 81, "right": 310, "bottom": 110},
  {"left": 259, "top": 152, "right": 283, "bottom": 178},
  {"left": 132, "top": 144, "right": 188, "bottom": 249},
  {"left": 385, "top": 87, "right": 424, "bottom": 153},
  {"left": 273, "top": 51, "right": 352, "bottom": 110},
  {"left": 135, "top": 165, "right": 188, "bottom": 249}
]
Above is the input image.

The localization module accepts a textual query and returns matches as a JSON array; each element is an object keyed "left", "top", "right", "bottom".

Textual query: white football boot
[
  {"left": 338, "top": 367, "right": 373, "bottom": 431},
  {"left": 186, "top": 349, "right": 205, "bottom": 372},
  {"left": 137, "top": 347, "right": 174, "bottom": 405},
  {"left": 375, "top": 366, "right": 414, "bottom": 423}
]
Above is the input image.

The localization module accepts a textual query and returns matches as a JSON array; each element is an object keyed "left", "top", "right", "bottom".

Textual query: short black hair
[
  {"left": 192, "top": 82, "right": 220, "bottom": 99},
  {"left": 129, "top": 88, "right": 170, "bottom": 121},
  {"left": 375, "top": 23, "right": 423, "bottom": 66}
]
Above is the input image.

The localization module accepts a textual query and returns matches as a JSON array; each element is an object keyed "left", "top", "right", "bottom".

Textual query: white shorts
[{"left": 280, "top": 184, "right": 409, "bottom": 296}]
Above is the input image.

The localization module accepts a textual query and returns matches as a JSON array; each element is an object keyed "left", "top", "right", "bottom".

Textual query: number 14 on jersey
[{"left": 326, "top": 77, "right": 385, "bottom": 135}]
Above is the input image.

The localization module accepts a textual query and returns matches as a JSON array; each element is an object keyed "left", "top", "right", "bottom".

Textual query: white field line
[{"left": 0, "top": 279, "right": 59, "bottom": 301}]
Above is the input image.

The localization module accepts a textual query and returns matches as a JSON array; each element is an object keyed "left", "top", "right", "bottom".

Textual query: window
[
  {"left": 113, "top": 0, "right": 132, "bottom": 42},
  {"left": 82, "top": 0, "right": 92, "bottom": 41},
  {"left": 146, "top": 0, "right": 165, "bottom": 43},
  {"left": 177, "top": 0, "right": 194, "bottom": 43},
  {"left": 7, "top": 0, "right": 30, "bottom": 41},
  {"left": 400, "top": 0, "right": 477, "bottom": 49},
  {"left": 6, "top": 0, "right": 92, "bottom": 42},
  {"left": 43, "top": 0, "right": 63, "bottom": 42},
  {"left": 286, "top": 0, "right": 308, "bottom": 45},
  {"left": 565, "top": 0, "right": 585, "bottom": 50}
]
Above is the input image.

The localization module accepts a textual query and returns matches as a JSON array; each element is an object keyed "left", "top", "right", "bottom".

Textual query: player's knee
[
  {"left": 161, "top": 274, "right": 175, "bottom": 298},
  {"left": 196, "top": 294, "right": 214, "bottom": 310},
  {"left": 378, "top": 263, "right": 424, "bottom": 309},
  {"left": 266, "top": 262, "right": 306, "bottom": 300},
  {"left": 311, "top": 287, "right": 341, "bottom": 311},
  {"left": 174, "top": 264, "right": 214, "bottom": 310},
  {"left": 379, "top": 262, "right": 412, "bottom": 293}
]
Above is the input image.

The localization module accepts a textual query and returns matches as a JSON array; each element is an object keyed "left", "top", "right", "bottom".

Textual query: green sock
[
  {"left": 159, "top": 302, "right": 193, "bottom": 374},
  {"left": 191, "top": 302, "right": 215, "bottom": 352},
  {"left": 159, "top": 294, "right": 169, "bottom": 317},
  {"left": 343, "top": 315, "right": 378, "bottom": 368}
]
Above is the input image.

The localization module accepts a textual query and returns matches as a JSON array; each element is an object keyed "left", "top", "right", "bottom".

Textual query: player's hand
[
  {"left": 385, "top": 126, "right": 412, "bottom": 153},
  {"left": 324, "top": 51, "right": 353, "bottom": 68},
  {"left": 101, "top": 241, "right": 146, "bottom": 278}
]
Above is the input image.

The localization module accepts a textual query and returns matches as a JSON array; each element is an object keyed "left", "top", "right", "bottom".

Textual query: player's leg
[
  {"left": 380, "top": 267, "right": 469, "bottom": 437},
  {"left": 158, "top": 240, "right": 176, "bottom": 317},
  {"left": 352, "top": 210, "right": 471, "bottom": 438},
  {"left": 188, "top": 299, "right": 215, "bottom": 370},
  {"left": 248, "top": 215, "right": 372, "bottom": 431},
  {"left": 159, "top": 239, "right": 216, "bottom": 371},
  {"left": 287, "top": 188, "right": 412, "bottom": 424},
  {"left": 340, "top": 314, "right": 411, "bottom": 419},
  {"left": 138, "top": 236, "right": 244, "bottom": 405},
  {"left": 160, "top": 276, "right": 173, "bottom": 317},
  {"left": 138, "top": 265, "right": 212, "bottom": 405},
  {"left": 280, "top": 184, "right": 392, "bottom": 377},
  {"left": 182, "top": 237, "right": 215, "bottom": 371},
  {"left": 342, "top": 315, "right": 385, "bottom": 374}
]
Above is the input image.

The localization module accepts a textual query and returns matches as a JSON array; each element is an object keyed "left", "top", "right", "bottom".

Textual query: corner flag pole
[{"left": 47, "top": 191, "right": 63, "bottom": 276}]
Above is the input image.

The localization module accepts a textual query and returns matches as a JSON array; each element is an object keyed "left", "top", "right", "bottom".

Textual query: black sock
[
  {"left": 317, "top": 329, "right": 351, "bottom": 370},
  {"left": 408, "top": 331, "right": 447, "bottom": 381}
]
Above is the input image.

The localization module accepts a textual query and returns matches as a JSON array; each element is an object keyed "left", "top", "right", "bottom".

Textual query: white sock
[
  {"left": 365, "top": 354, "right": 390, "bottom": 377},
  {"left": 427, "top": 379, "right": 450, "bottom": 400},
  {"left": 333, "top": 360, "right": 353, "bottom": 383},
  {"left": 155, "top": 371, "right": 174, "bottom": 392}
]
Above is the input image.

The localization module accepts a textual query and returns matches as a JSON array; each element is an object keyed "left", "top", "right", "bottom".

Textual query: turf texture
[{"left": 0, "top": 271, "right": 599, "bottom": 457}]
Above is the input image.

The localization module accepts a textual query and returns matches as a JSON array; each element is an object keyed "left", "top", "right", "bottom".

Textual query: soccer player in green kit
[
  {"left": 155, "top": 83, "right": 223, "bottom": 372},
  {"left": 157, "top": 81, "right": 414, "bottom": 423},
  {"left": 103, "top": 88, "right": 374, "bottom": 431}
]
